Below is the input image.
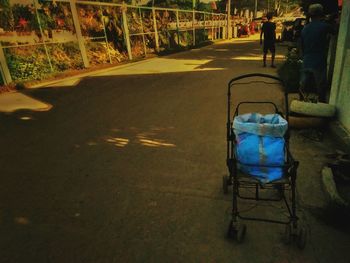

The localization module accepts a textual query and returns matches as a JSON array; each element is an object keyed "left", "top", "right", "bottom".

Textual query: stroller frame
[{"left": 223, "top": 73, "right": 306, "bottom": 248}]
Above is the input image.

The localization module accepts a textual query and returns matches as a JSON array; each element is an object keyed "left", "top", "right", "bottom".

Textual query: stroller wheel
[
  {"left": 283, "top": 224, "right": 292, "bottom": 245},
  {"left": 223, "top": 175, "right": 230, "bottom": 194},
  {"left": 227, "top": 220, "right": 236, "bottom": 239},
  {"left": 227, "top": 221, "right": 246, "bottom": 243},
  {"left": 297, "top": 226, "right": 307, "bottom": 249},
  {"left": 236, "top": 224, "right": 247, "bottom": 244}
]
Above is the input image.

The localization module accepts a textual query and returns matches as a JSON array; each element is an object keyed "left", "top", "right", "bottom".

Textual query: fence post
[
  {"left": 0, "top": 43, "right": 12, "bottom": 85},
  {"left": 176, "top": 10, "right": 180, "bottom": 47},
  {"left": 99, "top": 5, "right": 113, "bottom": 64},
  {"left": 192, "top": 10, "right": 196, "bottom": 46},
  {"left": 138, "top": 7, "right": 147, "bottom": 56},
  {"left": 222, "top": 15, "right": 227, "bottom": 39},
  {"left": 212, "top": 12, "right": 214, "bottom": 40},
  {"left": 152, "top": 7, "right": 160, "bottom": 52},
  {"left": 33, "top": 0, "right": 54, "bottom": 73},
  {"left": 227, "top": 0, "right": 232, "bottom": 39},
  {"left": 69, "top": 0, "right": 90, "bottom": 68},
  {"left": 122, "top": 4, "right": 133, "bottom": 60}
]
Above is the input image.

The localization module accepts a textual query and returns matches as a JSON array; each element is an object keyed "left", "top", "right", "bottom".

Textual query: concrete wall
[{"left": 330, "top": 0, "right": 350, "bottom": 131}]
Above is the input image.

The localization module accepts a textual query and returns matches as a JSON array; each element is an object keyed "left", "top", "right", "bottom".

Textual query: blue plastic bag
[{"left": 233, "top": 113, "right": 288, "bottom": 183}]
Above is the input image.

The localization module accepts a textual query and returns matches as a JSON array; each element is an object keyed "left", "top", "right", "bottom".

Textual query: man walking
[
  {"left": 300, "top": 4, "right": 333, "bottom": 102},
  {"left": 260, "top": 13, "right": 276, "bottom": 68}
]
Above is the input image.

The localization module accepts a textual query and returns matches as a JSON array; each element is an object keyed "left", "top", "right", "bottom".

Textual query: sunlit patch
[
  {"left": 138, "top": 138, "right": 176, "bottom": 147},
  {"left": 149, "top": 126, "right": 174, "bottom": 132},
  {"left": 215, "top": 49, "right": 230, "bottom": 52},
  {"left": 106, "top": 137, "right": 129, "bottom": 147},
  {"left": 19, "top": 116, "right": 32, "bottom": 121},
  {"left": 95, "top": 58, "right": 224, "bottom": 76},
  {"left": 87, "top": 141, "right": 97, "bottom": 146},
  {"left": 232, "top": 40, "right": 258, "bottom": 43},
  {"left": 14, "top": 217, "right": 30, "bottom": 225},
  {"left": 107, "top": 127, "right": 176, "bottom": 148},
  {"left": 43, "top": 78, "right": 82, "bottom": 88},
  {"left": 0, "top": 92, "right": 52, "bottom": 113},
  {"left": 231, "top": 55, "right": 285, "bottom": 61},
  {"left": 137, "top": 132, "right": 156, "bottom": 138}
]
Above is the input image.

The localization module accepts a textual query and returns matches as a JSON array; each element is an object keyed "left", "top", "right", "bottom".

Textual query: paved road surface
[{"left": 0, "top": 38, "right": 349, "bottom": 263}]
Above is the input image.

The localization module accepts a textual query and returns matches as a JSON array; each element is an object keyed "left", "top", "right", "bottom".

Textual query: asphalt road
[{"left": 0, "top": 38, "right": 349, "bottom": 263}]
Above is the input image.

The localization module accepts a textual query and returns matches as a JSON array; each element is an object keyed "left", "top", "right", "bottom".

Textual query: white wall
[{"left": 330, "top": 0, "right": 350, "bottom": 131}]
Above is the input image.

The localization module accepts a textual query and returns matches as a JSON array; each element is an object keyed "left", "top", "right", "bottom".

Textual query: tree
[
  {"left": 299, "top": 0, "right": 339, "bottom": 15},
  {"left": 0, "top": 0, "right": 15, "bottom": 31},
  {"left": 145, "top": 0, "right": 211, "bottom": 11},
  {"left": 229, "top": 0, "right": 300, "bottom": 16}
]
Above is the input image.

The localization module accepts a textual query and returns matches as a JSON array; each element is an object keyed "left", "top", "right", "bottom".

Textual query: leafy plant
[
  {"left": 195, "top": 28, "right": 209, "bottom": 44},
  {"left": 0, "top": 0, "right": 15, "bottom": 31},
  {"left": 0, "top": 71, "right": 4, "bottom": 86},
  {"left": 49, "top": 43, "right": 84, "bottom": 71},
  {"left": 5, "top": 46, "right": 52, "bottom": 81},
  {"left": 12, "top": 4, "right": 34, "bottom": 32},
  {"left": 277, "top": 48, "right": 302, "bottom": 93},
  {"left": 78, "top": 5, "right": 104, "bottom": 37}
]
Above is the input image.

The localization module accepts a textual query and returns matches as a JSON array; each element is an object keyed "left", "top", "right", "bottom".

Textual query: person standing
[
  {"left": 300, "top": 4, "right": 334, "bottom": 102},
  {"left": 260, "top": 13, "right": 276, "bottom": 68}
]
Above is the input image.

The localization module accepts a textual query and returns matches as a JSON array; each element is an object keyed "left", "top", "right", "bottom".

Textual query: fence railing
[{"left": 0, "top": 0, "right": 228, "bottom": 85}]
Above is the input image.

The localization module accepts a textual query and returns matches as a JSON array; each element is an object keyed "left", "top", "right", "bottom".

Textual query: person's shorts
[{"left": 263, "top": 42, "right": 275, "bottom": 53}]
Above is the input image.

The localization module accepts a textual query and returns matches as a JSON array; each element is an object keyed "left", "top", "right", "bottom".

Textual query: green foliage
[
  {"left": 147, "top": 0, "right": 301, "bottom": 14},
  {"left": 229, "top": 0, "right": 300, "bottom": 15},
  {"left": 178, "top": 30, "right": 193, "bottom": 47},
  {"left": 5, "top": 43, "right": 84, "bottom": 81},
  {"left": 11, "top": 2, "right": 74, "bottom": 33},
  {"left": 277, "top": 48, "right": 301, "bottom": 93},
  {"left": 197, "top": 2, "right": 212, "bottom": 12},
  {"left": 6, "top": 49, "right": 52, "bottom": 81},
  {"left": 49, "top": 43, "right": 84, "bottom": 72},
  {"left": 11, "top": 5, "right": 32, "bottom": 21},
  {"left": 0, "top": 71, "right": 4, "bottom": 86},
  {"left": 31, "top": 9, "right": 55, "bottom": 31},
  {"left": 299, "top": 0, "right": 339, "bottom": 15},
  {"left": 146, "top": 0, "right": 211, "bottom": 11},
  {"left": 0, "top": 0, "right": 15, "bottom": 31},
  {"left": 195, "top": 28, "right": 209, "bottom": 43},
  {"left": 11, "top": 4, "right": 55, "bottom": 32},
  {"left": 15, "top": 82, "right": 27, "bottom": 90}
]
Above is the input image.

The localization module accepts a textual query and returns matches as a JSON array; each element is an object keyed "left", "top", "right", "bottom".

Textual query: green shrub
[
  {"left": 5, "top": 42, "right": 84, "bottom": 82},
  {"left": 5, "top": 47, "right": 52, "bottom": 81},
  {"left": 277, "top": 48, "right": 301, "bottom": 93},
  {"left": 195, "top": 29, "right": 209, "bottom": 44},
  {"left": 49, "top": 43, "right": 84, "bottom": 72},
  {"left": 0, "top": 72, "right": 4, "bottom": 86},
  {"left": 15, "top": 81, "right": 27, "bottom": 90}
]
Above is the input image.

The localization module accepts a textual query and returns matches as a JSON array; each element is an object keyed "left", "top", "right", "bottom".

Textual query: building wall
[{"left": 330, "top": 0, "right": 350, "bottom": 131}]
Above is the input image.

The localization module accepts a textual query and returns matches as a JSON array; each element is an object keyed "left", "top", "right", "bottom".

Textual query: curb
[
  {"left": 321, "top": 166, "right": 348, "bottom": 206},
  {"left": 328, "top": 121, "right": 350, "bottom": 154}
]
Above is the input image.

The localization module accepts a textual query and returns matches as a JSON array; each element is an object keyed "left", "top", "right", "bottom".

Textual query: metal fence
[{"left": 0, "top": 0, "right": 228, "bottom": 85}]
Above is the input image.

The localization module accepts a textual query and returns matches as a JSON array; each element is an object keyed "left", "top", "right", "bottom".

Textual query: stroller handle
[
  {"left": 227, "top": 73, "right": 289, "bottom": 123},
  {"left": 228, "top": 73, "right": 284, "bottom": 91}
]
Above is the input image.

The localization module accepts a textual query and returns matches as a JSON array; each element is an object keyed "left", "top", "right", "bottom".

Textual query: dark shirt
[
  {"left": 301, "top": 20, "right": 333, "bottom": 70},
  {"left": 261, "top": 21, "right": 276, "bottom": 43}
]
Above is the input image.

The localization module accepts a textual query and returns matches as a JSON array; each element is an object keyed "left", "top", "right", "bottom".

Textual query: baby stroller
[{"left": 223, "top": 73, "right": 307, "bottom": 249}]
